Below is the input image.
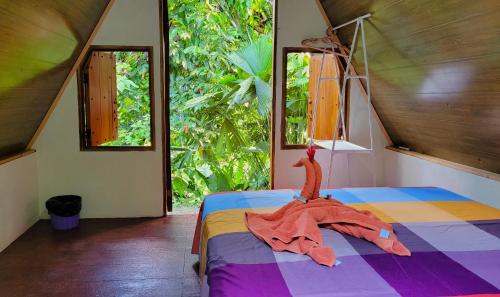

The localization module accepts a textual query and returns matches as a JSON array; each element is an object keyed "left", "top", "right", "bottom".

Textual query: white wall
[
  {"left": 35, "top": 0, "right": 164, "bottom": 218},
  {"left": 384, "top": 149, "right": 500, "bottom": 208},
  {"left": 273, "top": 0, "right": 389, "bottom": 189},
  {"left": 0, "top": 154, "right": 39, "bottom": 252}
]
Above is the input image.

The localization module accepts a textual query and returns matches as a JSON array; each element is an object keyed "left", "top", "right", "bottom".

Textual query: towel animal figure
[
  {"left": 294, "top": 146, "right": 322, "bottom": 201},
  {"left": 245, "top": 151, "right": 411, "bottom": 267},
  {"left": 246, "top": 198, "right": 411, "bottom": 267}
]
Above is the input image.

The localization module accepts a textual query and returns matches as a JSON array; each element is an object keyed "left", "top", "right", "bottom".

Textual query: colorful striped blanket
[{"left": 197, "top": 187, "right": 500, "bottom": 297}]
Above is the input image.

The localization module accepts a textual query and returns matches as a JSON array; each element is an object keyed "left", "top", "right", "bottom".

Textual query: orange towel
[{"left": 245, "top": 198, "right": 411, "bottom": 267}]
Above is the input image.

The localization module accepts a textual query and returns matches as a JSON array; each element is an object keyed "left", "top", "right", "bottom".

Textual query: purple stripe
[
  {"left": 470, "top": 220, "right": 500, "bottom": 238},
  {"left": 362, "top": 252, "right": 499, "bottom": 296},
  {"left": 277, "top": 256, "right": 399, "bottom": 296},
  {"left": 209, "top": 263, "right": 292, "bottom": 297},
  {"left": 345, "top": 223, "right": 437, "bottom": 255},
  {"left": 446, "top": 250, "right": 500, "bottom": 288},
  {"left": 207, "top": 232, "right": 275, "bottom": 272}
]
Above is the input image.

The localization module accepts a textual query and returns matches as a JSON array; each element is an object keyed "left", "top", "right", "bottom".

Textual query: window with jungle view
[
  {"left": 283, "top": 49, "right": 342, "bottom": 148},
  {"left": 284, "top": 52, "right": 310, "bottom": 145},
  {"left": 168, "top": 0, "right": 273, "bottom": 207},
  {"left": 78, "top": 47, "right": 154, "bottom": 150}
]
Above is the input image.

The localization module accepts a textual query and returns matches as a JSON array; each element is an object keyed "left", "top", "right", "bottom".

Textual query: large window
[
  {"left": 281, "top": 47, "right": 345, "bottom": 149},
  {"left": 78, "top": 46, "right": 154, "bottom": 151}
]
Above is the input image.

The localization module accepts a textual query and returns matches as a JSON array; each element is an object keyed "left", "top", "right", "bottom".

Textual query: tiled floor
[{"left": 0, "top": 215, "right": 200, "bottom": 297}]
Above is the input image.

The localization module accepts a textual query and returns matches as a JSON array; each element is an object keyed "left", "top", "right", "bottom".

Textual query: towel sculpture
[{"left": 245, "top": 146, "right": 410, "bottom": 267}]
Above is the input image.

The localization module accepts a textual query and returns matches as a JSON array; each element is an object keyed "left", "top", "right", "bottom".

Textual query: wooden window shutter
[
  {"left": 307, "top": 53, "right": 340, "bottom": 140},
  {"left": 86, "top": 52, "right": 118, "bottom": 146}
]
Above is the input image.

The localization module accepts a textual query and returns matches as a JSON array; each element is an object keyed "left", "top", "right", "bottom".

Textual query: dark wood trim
[
  {"left": 280, "top": 46, "right": 344, "bottom": 150},
  {"left": 159, "top": 0, "right": 173, "bottom": 212},
  {"left": 270, "top": 0, "right": 278, "bottom": 189},
  {"left": 27, "top": 0, "right": 115, "bottom": 149},
  {"left": 0, "top": 150, "right": 36, "bottom": 166},
  {"left": 77, "top": 46, "right": 156, "bottom": 152},
  {"left": 161, "top": 0, "right": 173, "bottom": 212},
  {"left": 159, "top": 0, "right": 167, "bottom": 215}
]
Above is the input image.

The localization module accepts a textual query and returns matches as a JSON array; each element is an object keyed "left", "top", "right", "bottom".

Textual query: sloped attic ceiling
[
  {"left": 0, "top": 0, "right": 111, "bottom": 159},
  {"left": 319, "top": 0, "right": 500, "bottom": 173}
]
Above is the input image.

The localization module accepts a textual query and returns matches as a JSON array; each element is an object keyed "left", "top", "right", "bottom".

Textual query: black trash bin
[{"left": 45, "top": 195, "right": 82, "bottom": 230}]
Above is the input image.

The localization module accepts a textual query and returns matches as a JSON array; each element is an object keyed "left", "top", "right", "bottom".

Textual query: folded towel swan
[{"left": 245, "top": 148, "right": 411, "bottom": 267}]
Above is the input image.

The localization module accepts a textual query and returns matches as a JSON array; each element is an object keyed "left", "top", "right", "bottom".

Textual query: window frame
[
  {"left": 280, "top": 46, "right": 348, "bottom": 150},
  {"left": 77, "top": 45, "right": 155, "bottom": 151}
]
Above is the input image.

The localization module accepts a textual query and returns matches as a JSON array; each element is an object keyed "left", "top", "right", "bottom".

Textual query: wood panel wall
[
  {"left": 307, "top": 54, "right": 339, "bottom": 140},
  {"left": 0, "top": 0, "right": 111, "bottom": 158},
  {"left": 320, "top": 0, "right": 500, "bottom": 173},
  {"left": 86, "top": 52, "right": 118, "bottom": 146}
]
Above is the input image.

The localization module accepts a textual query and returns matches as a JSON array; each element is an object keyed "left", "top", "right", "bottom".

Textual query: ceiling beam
[{"left": 27, "top": 0, "right": 116, "bottom": 149}]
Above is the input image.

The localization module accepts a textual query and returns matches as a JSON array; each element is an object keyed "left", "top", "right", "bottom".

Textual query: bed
[{"left": 194, "top": 187, "right": 500, "bottom": 297}]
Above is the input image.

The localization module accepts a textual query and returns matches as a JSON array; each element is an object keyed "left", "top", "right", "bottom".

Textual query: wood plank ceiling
[
  {"left": 320, "top": 0, "right": 500, "bottom": 173},
  {"left": 0, "top": 0, "right": 110, "bottom": 159}
]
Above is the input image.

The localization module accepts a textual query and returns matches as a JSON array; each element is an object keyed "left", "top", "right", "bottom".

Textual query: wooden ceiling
[
  {"left": 319, "top": 0, "right": 500, "bottom": 173},
  {"left": 0, "top": 0, "right": 110, "bottom": 159}
]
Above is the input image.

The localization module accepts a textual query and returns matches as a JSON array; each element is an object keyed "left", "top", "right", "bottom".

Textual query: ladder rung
[
  {"left": 319, "top": 77, "right": 339, "bottom": 81},
  {"left": 347, "top": 75, "right": 367, "bottom": 80}
]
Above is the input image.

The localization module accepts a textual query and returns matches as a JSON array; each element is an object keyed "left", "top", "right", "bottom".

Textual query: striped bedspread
[{"left": 198, "top": 187, "right": 500, "bottom": 297}]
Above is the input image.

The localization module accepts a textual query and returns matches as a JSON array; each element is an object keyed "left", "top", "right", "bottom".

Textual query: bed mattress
[{"left": 197, "top": 187, "right": 500, "bottom": 297}]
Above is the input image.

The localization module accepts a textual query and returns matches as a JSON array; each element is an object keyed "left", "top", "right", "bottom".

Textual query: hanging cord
[
  {"left": 327, "top": 19, "right": 361, "bottom": 188},
  {"left": 300, "top": 14, "right": 373, "bottom": 189},
  {"left": 301, "top": 27, "right": 350, "bottom": 58}
]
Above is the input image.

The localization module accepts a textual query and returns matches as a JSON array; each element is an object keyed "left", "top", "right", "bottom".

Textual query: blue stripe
[
  {"left": 202, "top": 190, "right": 296, "bottom": 220},
  {"left": 397, "top": 187, "right": 470, "bottom": 201},
  {"left": 201, "top": 187, "right": 470, "bottom": 221}
]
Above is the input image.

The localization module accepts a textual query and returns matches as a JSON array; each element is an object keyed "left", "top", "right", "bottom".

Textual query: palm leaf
[
  {"left": 228, "top": 35, "right": 272, "bottom": 80},
  {"left": 254, "top": 77, "right": 271, "bottom": 116},
  {"left": 232, "top": 77, "right": 254, "bottom": 104},
  {"left": 183, "top": 92, "right": 221, "bottom": 110}
]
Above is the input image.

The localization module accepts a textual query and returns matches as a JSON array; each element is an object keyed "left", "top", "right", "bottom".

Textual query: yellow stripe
[
  {"left": 430, "top": 201, "right": 500, "bottom": 221},
  {"left": 366, "top": 201, "right": 500, "bottom": 223},
  {"left": 199, "top": 207, "right": 278, "bottom": 278},
  {"left": 347, "top": 203, "right": 397, "bottom": 223}
]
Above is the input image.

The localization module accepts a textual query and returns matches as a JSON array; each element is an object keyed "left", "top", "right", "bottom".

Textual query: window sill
[{"left": 314, "top": 140, "right": 371, "bottom": 153}]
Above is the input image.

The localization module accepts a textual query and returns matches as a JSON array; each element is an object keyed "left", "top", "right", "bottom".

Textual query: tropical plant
[
  {"left": 285, "top": 52, "right": 310, "bottom": 145},
  {"left": 229, "top": 36, "right": 273, "bottom": 117},
  {"left": 105, "top": 51, "right": 151, "bottom": 146},
  {"left": 169, "top": 0, "right": 273, "bottom": 207}
]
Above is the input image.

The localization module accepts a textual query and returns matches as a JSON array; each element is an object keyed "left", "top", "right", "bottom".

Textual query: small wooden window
[
  {"left": 78, "top": 46, "right": 155, "bottom": 151},
  {"left": 281, "top": 47, "right": 346, "bottom": 149}
]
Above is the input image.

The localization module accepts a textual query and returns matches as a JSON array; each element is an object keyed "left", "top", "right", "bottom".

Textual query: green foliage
[
  {"left": 229, "top": 36, "right": 273, "bottom": 117},
  {"left": 169, "top": 0, "right": 273, "bottom": 207},
  {"left": 285, "top": 53, "right": 310, "bottom": 145},
  {"left": 105, "top": 51, "right": 151, "bottom": 146}
]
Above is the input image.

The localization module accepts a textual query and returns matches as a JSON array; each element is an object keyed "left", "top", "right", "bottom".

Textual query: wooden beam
[
  {"left": 0, "top": 150, "right": 36, "bottom": 166},
  {"left": 26, "top": 0, "right": 115, "bottom": 149},
  {"left": 387, "top": 146, "right": 500, "bottom": 182},
  {"left": 270, "top": 0, "right": 279, "bottom": 189},
  {"left": 314, "top": 0, "right": 333, "bottom": 27},
  {"left": 159, "top": 0, "right": 171, "bottom": 214}
]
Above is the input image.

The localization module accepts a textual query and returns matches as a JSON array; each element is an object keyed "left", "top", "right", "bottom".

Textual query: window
[
  {"left": 78, "top": 46, "right": 154, "bottom": 150},
  {"left": 281, "top": 47, "right": 345, "bottom": 149}
]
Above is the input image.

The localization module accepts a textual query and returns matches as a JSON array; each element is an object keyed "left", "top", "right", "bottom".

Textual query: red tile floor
[{"left": 0, "top": 215, "right": 200, "bottom": 297}]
